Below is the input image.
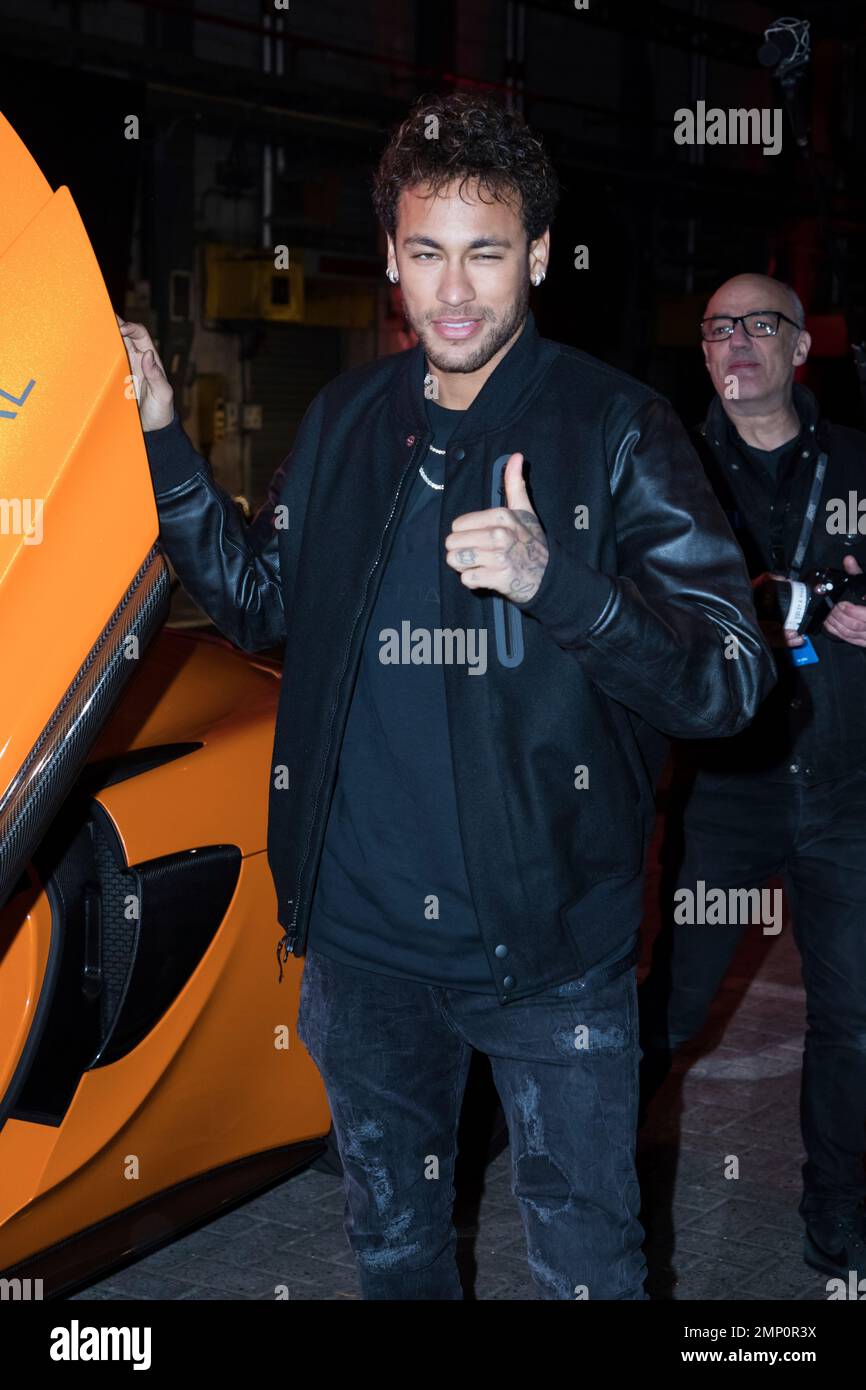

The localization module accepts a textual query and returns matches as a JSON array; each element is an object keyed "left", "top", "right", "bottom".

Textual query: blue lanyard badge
[{"left": 790, "top": 635, "right": 820, "bottom": 666}]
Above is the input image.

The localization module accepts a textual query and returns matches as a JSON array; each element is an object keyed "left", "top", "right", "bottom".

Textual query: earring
[
  {"left": 532, "top": 271, "right": 546, "bottom": 287},
  {"left": 386, "top": 268, "right": 399, "bottom": 284}
]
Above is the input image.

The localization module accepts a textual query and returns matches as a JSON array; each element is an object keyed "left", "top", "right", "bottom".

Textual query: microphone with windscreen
[
  {"left": 758, "top": 16, "right": 810, "bottom": 78},
  {"left": 757, "top": 17, "right": 811, "bottom": 152}
]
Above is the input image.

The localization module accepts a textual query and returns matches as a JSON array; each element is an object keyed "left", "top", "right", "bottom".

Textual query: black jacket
[
  {"left": 687, "top": 384, "right": 866, "bottom": 783},
  {"left": 143, "top": 311, "right": 775, "bottom": 1003}
]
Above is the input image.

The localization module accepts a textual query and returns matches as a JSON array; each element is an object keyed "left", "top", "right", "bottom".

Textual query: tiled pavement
[
  {"left": 69, "top": 794, "right": 830, "bottom": 1302},
  {"left": 637, "top": 961, "right": 822, "bottom": 1302}
]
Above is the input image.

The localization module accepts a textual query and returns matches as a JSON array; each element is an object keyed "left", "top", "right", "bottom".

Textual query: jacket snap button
[
  {"left": 452, "top": 446, "right": 466, "bottom": 461},
  {"left": 789, "top": 763, "right": 800, "bottom": 774},
  {"left": 503, "top": 974, "right": 515, "bottom": 990},
  {"left": 495, "top": 944, "right": 508, "bottom": 958}
]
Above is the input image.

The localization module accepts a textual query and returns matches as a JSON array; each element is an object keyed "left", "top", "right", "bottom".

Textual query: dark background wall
[{"left": 4, "top": 0, "right": 866, "bottom": 504}]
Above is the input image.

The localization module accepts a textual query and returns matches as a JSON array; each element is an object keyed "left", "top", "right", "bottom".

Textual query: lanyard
[{"left": 787, "top": 451, "right": 828, "bottom": 580}]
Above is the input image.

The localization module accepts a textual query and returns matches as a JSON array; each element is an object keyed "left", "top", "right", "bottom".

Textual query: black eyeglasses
[{"left": 700, "top": 310, "right": 804, "bottom": 342}]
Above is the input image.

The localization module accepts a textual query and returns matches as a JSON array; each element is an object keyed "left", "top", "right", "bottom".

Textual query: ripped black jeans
[{"left": 295, "top": 944, "right": 648, "bottom": 1300}]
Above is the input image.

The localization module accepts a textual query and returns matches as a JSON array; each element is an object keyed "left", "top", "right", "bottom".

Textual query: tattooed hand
[{"left": 445, "top": 452, "right": 549, "bottom": 603}]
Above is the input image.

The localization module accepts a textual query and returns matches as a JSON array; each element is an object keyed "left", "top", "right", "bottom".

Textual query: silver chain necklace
[{"left": 419, "top": 441, "right": 446, "bottom": 491}]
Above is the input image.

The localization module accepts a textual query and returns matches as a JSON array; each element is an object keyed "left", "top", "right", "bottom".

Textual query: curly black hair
[{"left": 372, "top": 91, "right": 560, "bottom": 245}]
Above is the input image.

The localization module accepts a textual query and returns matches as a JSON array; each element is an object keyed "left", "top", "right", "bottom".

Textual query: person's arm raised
[
  {"left": 518, "top": 395, "right": 778, "bottom": 738},
  {"left": 116, "top": 313, "right": 323, "bottom": 653}
]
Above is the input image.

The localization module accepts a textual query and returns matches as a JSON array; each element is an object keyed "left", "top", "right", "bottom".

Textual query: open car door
[
  {"left": 0, "top": 110, "right": 170, "bottom": 914},
  {"left": 0, "top": 115, "right": 332, "bottom": 1298}
]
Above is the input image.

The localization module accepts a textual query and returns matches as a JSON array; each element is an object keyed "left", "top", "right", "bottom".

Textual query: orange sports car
[{"left": 0, "top": 111, "right": 333, "bottom": 1299}]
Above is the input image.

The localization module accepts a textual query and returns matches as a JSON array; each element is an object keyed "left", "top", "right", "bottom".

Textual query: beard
[{"left": 408, "top": 278, "right": 531, "bottom": 376}]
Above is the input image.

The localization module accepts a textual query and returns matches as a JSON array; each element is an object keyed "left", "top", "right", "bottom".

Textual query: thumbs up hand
[{"left": 445, "top": 452, "right": 549, "bottom": 602}]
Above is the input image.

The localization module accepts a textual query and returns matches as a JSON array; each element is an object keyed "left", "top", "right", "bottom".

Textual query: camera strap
[{"left": 787, "top": 450, "right": 828, "bottom": 580}]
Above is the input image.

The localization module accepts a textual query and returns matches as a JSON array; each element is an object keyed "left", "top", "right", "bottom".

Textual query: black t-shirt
[
  {"left": 722, "top": 418, "right": 808, "bottom": 574},
  {"left": 304, "top": 392, "right": 496, "bottom": 991},
  {"left": 738, "top": 429, "right": 803, "bottom": 481}
]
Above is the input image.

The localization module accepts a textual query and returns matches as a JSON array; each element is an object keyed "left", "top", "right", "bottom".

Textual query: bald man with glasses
[{"left": 640, "top": 273, "right": 866, "bottom": 1284}]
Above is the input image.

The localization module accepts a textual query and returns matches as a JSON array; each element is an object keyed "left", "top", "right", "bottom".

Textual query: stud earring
[
  {"left": 386, "top": 268, "right": 399, "bottom": 284},
  {"left": 532, "top": 271, "right": 546, "bottom": 287}
]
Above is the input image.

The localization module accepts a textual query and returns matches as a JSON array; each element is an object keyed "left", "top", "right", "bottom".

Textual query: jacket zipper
[{"left": 281, "top": 432, "right": 428, "bottom": 958}]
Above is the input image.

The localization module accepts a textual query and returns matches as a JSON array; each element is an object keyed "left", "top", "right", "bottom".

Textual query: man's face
[
  {"left": 387, "top": 178, "right": 547, "bottom": 377},
  {"left": 701, "top": 277, "right": 810, "bottom": 409}
]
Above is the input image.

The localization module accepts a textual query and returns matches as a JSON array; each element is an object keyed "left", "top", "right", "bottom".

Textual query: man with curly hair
[{"left": 133, "top": 92, "right": 775, "bottom": 1300}]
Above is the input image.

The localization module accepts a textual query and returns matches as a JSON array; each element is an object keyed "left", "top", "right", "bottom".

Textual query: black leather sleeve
[
  {"left": 143, "top": 390, "right": 326, "bottom": 653},
  {"left": 522, "top": 395, "right": 777, "bottom": 738}
]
